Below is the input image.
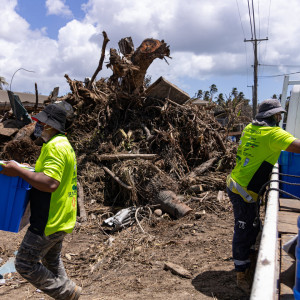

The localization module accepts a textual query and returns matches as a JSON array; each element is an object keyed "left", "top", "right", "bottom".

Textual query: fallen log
[
  {"left": 157, "top": 190, "right": 192, "bottom": 219},
  {"left": 185, "top": 157, "right": 218, "bottom": 180},
  {"left": 164, "top": 261, "right": 192, "bottom": 279},
  {"left": 13, "top": 122, "right": 35, "bottom": 141},
  {"left": 98, "top": 153, "right": 157, "bottom": 161}
]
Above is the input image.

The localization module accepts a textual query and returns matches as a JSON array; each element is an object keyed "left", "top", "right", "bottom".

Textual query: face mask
[
  {"left": 34, "top": 122, "right": 44, "bottom": 137},
  {"left": 41, "top": 125, "right": 56, "bottom": 142}
]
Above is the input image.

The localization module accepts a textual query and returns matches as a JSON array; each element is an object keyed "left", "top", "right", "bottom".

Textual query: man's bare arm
[
  {"left": 285, "top": 139, "right": 300, "bottom": 153},
  {"left": 0, "top": 161, "right": 59, "bottom": 193}
]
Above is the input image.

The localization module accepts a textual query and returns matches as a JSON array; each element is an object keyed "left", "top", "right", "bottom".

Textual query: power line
[
  {"left": 245, "top": 0, "right": 268, "bottom": 118},
  {"left": 260, "top": 0, "right": 271, "bottom": 77},
  {"left": 235, "top": 0, "right": 251, "bottom": 87},
  {"left": 257, "top": 0, "right": 261, "bottom": 39},
  {"left": 247, "top": 0, "right": 254, "bottom": 39},
  {"left": 251, "top": 0, "right": 257, "bottom": 40},
  {"left": 259, "top": 64, "right": 300, "bottom": 67},
  {"left": 235, "top": 0, "right": 246, "bottom": 38},
  {"left": 259, "top": 71, "right": 300, "bottom": 78}
]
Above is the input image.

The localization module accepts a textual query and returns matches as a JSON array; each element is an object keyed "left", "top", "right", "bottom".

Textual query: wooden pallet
[
  {"left": 278, "top": 198, "right": 299, "bottom": 299},
  {"left": 278, "top": 198, "right": 300, "bottom": 234}
]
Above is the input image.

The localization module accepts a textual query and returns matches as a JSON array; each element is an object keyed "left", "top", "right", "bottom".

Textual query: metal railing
[{"left": 250, "top": 164, "right": 279, "bottom": 300}]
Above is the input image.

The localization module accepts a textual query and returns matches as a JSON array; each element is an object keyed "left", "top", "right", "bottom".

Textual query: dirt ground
[{"left": 0, "top": 193, "right": 249, "bottom": 300}]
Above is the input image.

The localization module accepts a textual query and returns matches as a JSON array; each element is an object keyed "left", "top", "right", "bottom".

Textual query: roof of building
[
  {"left": 0, "top": 90, "right": 49, "bottom": 104},
  {"left": 190, "top": 99, "right": 211, "bottom": 106}
]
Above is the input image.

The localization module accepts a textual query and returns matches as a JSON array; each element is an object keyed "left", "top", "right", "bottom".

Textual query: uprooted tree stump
[{"left": 107, "top": 37, "right": 170, "bottom": 94}]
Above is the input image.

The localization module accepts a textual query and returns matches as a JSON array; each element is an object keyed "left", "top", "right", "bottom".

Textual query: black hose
[
  {"left": 253, "top": 177, "right": 300, "bottom": 227},
  {"left": 271, "top": 172, "right": 300, "bottom": 179}
]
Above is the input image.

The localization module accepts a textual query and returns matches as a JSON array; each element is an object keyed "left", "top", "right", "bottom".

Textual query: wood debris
[
  {"left": 0, "top": 33, "right": 238, "bottom": 219},
  {"left": 164, "top": 261, "right": 193, "bottom": 279}
]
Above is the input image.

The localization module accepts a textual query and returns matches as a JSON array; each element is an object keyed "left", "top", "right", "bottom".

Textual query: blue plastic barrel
[
  {"left": 278, "top": 151, "right": 300, "bottom": 198},
  {"left": 0, "top": 174, "right": 31, "bottom": 232},
  {"left": 294, "top": 215, "right": 300, "bottom": 299}
]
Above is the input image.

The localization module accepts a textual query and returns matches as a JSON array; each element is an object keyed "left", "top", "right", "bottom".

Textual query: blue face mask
[{"left": 34, "top": 122, "right": 44, "bottom": 137}]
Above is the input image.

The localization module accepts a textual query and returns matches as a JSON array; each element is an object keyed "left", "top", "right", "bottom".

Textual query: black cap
[{"left": 32, "top": 104, "right": 67, "bottom": 133}]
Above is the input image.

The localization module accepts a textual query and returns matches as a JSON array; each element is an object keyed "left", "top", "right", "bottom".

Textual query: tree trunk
[
  {"left": 107, "top": 37, "right": 170, "bottom": 94},
  {"left": 157, "top": 190, "right": 192, "bottom": 219},
  {"left": 128, "top": 38, "right": 170, "bottom": 92}
]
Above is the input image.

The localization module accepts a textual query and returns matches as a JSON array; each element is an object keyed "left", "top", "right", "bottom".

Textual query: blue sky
[
  {"left": 16, "top": 0, "right": 85, "bottom": 39},
  {"left": 1, "top": 0, "right": 300, "bottom": 104}
]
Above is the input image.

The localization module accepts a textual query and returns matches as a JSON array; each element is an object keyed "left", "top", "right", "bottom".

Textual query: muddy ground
[{"left": 0, "top": 193, "right": 249, "bottom": 300}]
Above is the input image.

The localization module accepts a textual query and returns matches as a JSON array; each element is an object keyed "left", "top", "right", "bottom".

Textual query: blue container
[
  {"left": 0, "top": 174, "right": 31, "bottom": 232},
  {"left": 294, "top": 216, "right": 300, "bottom": 299},
  {"left": 278, "top": 151, "right": 300, "bottom": 198}
]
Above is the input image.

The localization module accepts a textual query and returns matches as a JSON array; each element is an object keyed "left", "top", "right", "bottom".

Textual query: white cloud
[
  {"left": 1, "top": 0, "right": 300, "bottom": 100},
  {"left": 46, "top": 0, "right": 73, "bottom": 18}
]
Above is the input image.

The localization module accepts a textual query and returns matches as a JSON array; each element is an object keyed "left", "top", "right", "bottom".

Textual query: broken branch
[
  {"left": 98, "top": 153, "right": 158, "bottom": 161},
  {"left": 102, "top": 165, "right": 133, "bottom": 190},
  {"left": 88, "top": 31, "right": 110, "bottom": 89}
]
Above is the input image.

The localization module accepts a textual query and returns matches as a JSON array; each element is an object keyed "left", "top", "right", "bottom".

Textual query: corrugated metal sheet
[{"left": 145, "top": 77, "right": 190, "bottom": 105}]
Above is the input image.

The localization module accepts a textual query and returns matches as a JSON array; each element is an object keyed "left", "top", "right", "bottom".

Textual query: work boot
[
  {"left": 236, "top": 269, "right": 252, "bottom": 294},
  {"left": 68, "top": 285, "right": 82, "bottom": 300}
]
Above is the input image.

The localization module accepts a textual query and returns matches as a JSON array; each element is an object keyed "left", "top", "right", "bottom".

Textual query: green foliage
[
  {"left": 194, "top": 84, "right": 252, "bottom": 132},
  {"left": 196, "top": 89, "right": 203, "bottom": 99}
]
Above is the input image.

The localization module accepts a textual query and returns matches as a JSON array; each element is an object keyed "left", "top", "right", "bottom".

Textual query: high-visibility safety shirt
[
  {"left": 227, "top": 123, "right": 296, "bottom": 202},
  {"left": 31, "top": 134, "right": 77, "bottom": 236}
]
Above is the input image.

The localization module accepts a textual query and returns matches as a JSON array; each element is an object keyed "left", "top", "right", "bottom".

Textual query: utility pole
[
  {"left": 245, "top": 37, "right": 268, "bottom": 119},
  {"left": 247, "top": 85, "right": 253, "bottom": 104}
]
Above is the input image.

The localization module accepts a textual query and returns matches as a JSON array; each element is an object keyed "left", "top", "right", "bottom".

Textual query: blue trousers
[{"left": 227, "top": 188, "right": 260, "bottom": 272}]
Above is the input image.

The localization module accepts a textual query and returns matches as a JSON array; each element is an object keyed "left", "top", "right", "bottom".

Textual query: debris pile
[
  {"left": 0, "top": 34, "right": 241, "bottom": 292},
  {"left": 0, "top": 33, "right": 237, "bottom": 218}
]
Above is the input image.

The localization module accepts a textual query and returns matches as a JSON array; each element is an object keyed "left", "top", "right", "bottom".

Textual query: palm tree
[
  {"left": 203, "top": 91, "right": 210, "bottom": 101},
  {"left": 231, "top": 87, "right": 238, "bottom": 99},
  {"left": 196, "top": 89, "right": 203, "bottom": 99},
  {"left": 209, "top": 84, "right": 218, "bottom": 101},
  {"left": 0, "top": 76, "right": 8, "bottom": 90},
  {"left": 216, "top": 93, "right": 225, "bottom": 106},
  {"left": 215, "top": 88, "right": 252, "bottom": 132}
]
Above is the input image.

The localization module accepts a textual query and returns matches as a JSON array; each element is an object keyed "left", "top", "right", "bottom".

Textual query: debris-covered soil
[
  {"left": 0, "top": 34, "right": 250, "bottom": 299},
  {"left": 0, "top": 199, "right": 249, "bottom": 300}
]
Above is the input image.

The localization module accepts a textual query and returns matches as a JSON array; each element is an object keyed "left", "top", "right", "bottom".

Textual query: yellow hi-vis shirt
[
  {"left": 35, "top": 134, "right": 77, "bottom": 236},
  {"left": 228, "top": 123, "right": 296, "bottom": 202}
]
